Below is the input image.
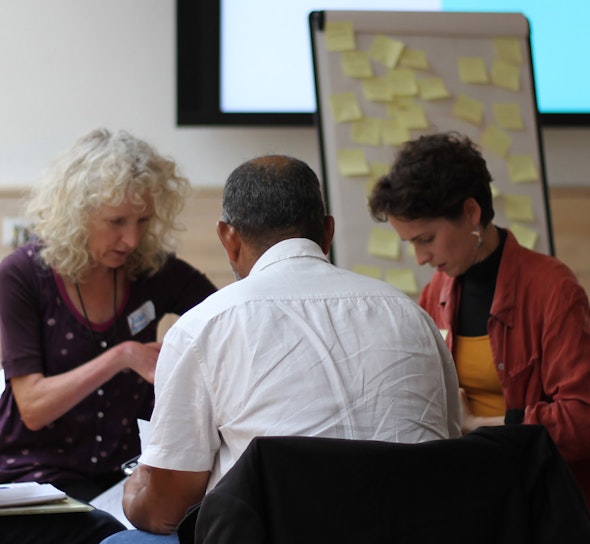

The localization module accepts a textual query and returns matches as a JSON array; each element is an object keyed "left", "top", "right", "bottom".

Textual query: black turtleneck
[{"left": 457, "top": 227, "right": 507, "bottom": 336}]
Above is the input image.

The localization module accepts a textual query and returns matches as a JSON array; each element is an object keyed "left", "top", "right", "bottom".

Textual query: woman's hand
[
  {"left": 114, "top": 341, "right": 162, "bottom": 384},
  {"left": 459, "top": 387, "right": 505, "bottom": 434}
]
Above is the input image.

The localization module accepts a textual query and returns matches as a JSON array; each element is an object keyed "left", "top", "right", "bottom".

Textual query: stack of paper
[
  {"left": 0, "top": 482, "right": 93, "bottom": 515},
  {"left": 0, "top": 482, "right": 66, "bottom": 507}
]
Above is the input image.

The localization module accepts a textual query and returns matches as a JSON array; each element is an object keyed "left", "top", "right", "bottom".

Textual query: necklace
[{"left": 75, "top": 268, "right": 118, "bottom": 355}]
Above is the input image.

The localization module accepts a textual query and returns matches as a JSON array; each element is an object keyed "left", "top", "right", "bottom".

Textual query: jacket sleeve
[{"left": 524, "top": 271, "right": 590, "bottom": 463}]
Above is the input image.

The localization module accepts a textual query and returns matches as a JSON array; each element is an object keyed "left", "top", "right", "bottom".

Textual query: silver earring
[{"left": 471, "top": 228, "right": 483, "bottom": 249}]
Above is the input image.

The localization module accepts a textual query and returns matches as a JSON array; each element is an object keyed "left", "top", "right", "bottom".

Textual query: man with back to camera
[{"left": 104, "top": 154, "right": 461, "bottom": 541}]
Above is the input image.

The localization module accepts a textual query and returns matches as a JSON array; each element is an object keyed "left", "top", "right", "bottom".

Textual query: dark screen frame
[{"left": 176, "top": 0, "right": 589, "bottom": 128}]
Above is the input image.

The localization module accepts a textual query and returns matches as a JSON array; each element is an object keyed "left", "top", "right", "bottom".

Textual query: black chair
[{"left": 184, "top": 425, "right": 590, "bottom": 544}]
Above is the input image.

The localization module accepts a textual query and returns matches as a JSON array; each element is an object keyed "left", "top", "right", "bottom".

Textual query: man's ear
[
  {"left": 216, "top": 221, "right": 241, "bottom": 263},
  {"left": 320, "top": 215, "right": 335, "bottom": 255}
]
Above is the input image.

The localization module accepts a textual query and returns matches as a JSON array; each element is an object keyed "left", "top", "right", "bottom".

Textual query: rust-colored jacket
[{"left": 419, "top": 230, "right": 590, "bottom": 507}]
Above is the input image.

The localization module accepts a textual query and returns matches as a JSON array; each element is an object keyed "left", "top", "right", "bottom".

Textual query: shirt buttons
[
  {"left": 97, "top": 389, "right": 104, "bottom": 396},
  {"left": 498, "top": 362, "right": 504, "bottom": 371},
  {"left": 100, "top": 340, "right": 107, "bottom": 349},
  {"left": 97, "top": 411, "right": 104, "bottom": 419},
  {"left": 91, "top": 457, "right": 98, "bottom": 464},
  {"left": 96, "top": 435, "right": 102, "bottom": 442}
]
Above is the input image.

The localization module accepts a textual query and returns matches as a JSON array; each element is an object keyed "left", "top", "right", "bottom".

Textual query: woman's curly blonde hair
[{"left": 25, "top": 128, "right": 189, "bottom": 282}]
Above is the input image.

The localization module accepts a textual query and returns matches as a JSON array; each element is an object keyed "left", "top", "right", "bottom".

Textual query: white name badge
[{"left": 127, "top": 301, "right": 156, "bottom": 336}]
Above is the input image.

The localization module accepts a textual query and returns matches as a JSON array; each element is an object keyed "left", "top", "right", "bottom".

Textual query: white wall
[{"left": 0, "top": 0, "right": 588, "bottom": 188}]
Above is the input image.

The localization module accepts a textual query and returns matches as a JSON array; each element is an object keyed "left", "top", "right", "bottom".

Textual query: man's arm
[{"left": 122, "top": 464, "right": 210, "bottom": 534}]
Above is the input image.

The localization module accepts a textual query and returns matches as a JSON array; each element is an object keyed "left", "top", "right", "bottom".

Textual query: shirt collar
[{"left": 250, "top": 238, "right": 329, "bottom": 276}]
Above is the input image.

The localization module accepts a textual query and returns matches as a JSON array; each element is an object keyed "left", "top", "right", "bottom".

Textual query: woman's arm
[
  {"left": 523, "top": 280, "right": 590, "bottom": 461},
  {"left": 11, "top": 340, "right": 161, "bottom": 430}
]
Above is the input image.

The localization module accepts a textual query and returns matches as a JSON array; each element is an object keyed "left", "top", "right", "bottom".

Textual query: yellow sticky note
[
  {"left": 337, "top": 148, "right": 370, "bottom": 177},
  {"left": 388, "top": 102, "right": 429, "bottom": 129},
  {"left": 351, "top": 117, "right": 382, "bottom": 146},
  {"left": 325, "top": 20, "right": 356, "bottom": 52},
  {"left": 493, "top": 103, "right": 524, "bottom": 130},
  {"left": 362, "top": 77, "right": 391, "bottom": 102},
  {"left": 387, "top": 68, "right": 418, "bottom": 97},
  {"left": 418, "top": 77, "right": 450, "bottom": 100},
  {"left": 385, "top": 268, "right": 419, "bottom": 295},
  {"left": 399, "top": 48, "right": 429, "bottom": 70},
  {"left": 507, "top": 155, "right": 539, "bottom": 183},
  {"left": 369, "top": 35, "right": 405, "bottom": 68},
  {"left": 453, "top": 94, "right": 484, "bottom": 125},
  {"left": 494, "top": 37, "right": 523, "bottom": 65},
  {"left": 491, "top": 60, "right": 520, "bottom": 91},
  {"left": 329, "top": 92, "right": 363, "bottom": 123},
  {"left": 458, "top": 57, "right": 489, "bottom": 84},
  {"left": 481, "top": 125, "right": 512, "bottom": 157},
  {"left": 509, "top": 223, "right": 538, "bottom": 250},
  {"left": 352, "top": 264, "right": 382, "bottom": 279},
  {"left": 368, "top": 227, "right": 400, "bottom": 259},
  {"left": 341, "top": 50, "right": 373, "bottom": 78},
  {"left": 382, "top": 119, "right": 410, "bottom": 147},
  {"left": 504, "top": 194, "right": 535, "bottom": 222},
  {"left": 388, "top": 96, "right": 414, "bottom": 108}
]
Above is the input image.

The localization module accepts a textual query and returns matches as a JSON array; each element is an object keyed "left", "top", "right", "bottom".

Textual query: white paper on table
[
  {"left": 90, "top": 478, "right": 132, "bottom": 528},
  {"left": 137, "top": 418, "right": 152, "bottom": 452},
  {"left": 0, "top": 482, "right": 66, "bottom": 507}
]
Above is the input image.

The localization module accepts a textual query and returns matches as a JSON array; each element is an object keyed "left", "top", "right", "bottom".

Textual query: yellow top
[{"left": 455, "top": 335, "right": 505, "bottom": 417}]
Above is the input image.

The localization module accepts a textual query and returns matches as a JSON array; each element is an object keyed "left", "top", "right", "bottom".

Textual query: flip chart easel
[{"left": 310, "top": 10, "right": 553, "bottom": 298}]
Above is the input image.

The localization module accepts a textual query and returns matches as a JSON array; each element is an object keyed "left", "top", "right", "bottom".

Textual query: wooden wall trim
[{"left": 0, "top": 186, "right": 588, "bottom": 295}]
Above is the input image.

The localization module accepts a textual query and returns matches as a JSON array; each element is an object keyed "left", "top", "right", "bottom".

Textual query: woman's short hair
[
  {"left": 368, "top": 132, "right": 495, "bottom": 226},
  {"left": 25, "top": 128, "right": 189, "bottom": 281}
]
